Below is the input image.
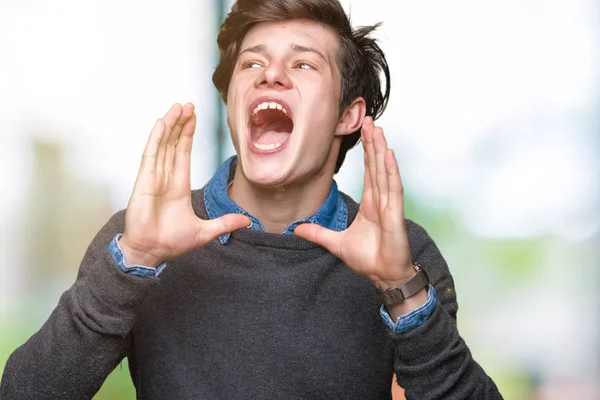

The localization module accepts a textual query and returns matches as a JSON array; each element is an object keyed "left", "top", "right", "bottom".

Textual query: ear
[{"left": 334, "top": 97, "right": 366, "bottom": 137}]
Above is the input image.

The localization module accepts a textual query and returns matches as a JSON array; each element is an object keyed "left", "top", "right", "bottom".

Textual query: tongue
[
  {"left": 255, "top": 130, "right": 290, "bottom": 145},
  {"left": 251, "top": 111, "right": 293, "bottom": 144}
]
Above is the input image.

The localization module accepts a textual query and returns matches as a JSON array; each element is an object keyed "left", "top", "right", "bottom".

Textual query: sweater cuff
[
  {"left": 380, "top": 285, "right": 437, "bottom": 334},
  {"left": 110, "top": 233, "right": 166, "bottom": 278}
]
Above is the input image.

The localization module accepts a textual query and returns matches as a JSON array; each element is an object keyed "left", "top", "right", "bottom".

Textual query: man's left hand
[{"left": 294, "top": 117, "right": 416, "bottom": 290}]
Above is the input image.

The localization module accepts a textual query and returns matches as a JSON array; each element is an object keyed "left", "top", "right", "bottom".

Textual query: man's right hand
[{"left": 119, "top": 103, "right": 250, "bottom": 267}]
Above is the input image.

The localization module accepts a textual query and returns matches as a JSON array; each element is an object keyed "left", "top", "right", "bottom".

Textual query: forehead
[{"left": 240, "top": 20, "right": 339, "bottom": 58}]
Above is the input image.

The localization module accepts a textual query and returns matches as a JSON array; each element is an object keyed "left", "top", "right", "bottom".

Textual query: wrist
[
  {"left": 371, "top": 263, "right": 418, "bottom": 289},
  {"left": 374, "top": 263, "right": 429, "bottom": 309},
  {"left": 118, "top": 236, "right": 163, "bottom": 268},
  {"left": 385, "top": 286, "right": 429, "bottom": 321}
]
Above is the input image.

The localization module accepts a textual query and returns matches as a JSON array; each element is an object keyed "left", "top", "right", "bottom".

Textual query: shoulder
[
  {"left": 404, "top": 219, "right": 446, "bottom": 274},
  {"left": 405, "top": 219, "right": 436, "bottom": 254}
]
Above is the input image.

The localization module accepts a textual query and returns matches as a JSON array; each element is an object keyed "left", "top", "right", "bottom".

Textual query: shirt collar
[{"left": 204, "top": 156, "right": 348, "bottom": 244}]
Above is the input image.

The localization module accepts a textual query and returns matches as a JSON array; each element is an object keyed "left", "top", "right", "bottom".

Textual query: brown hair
[{"left": 213, "top": 0, "right": 390, "bottom": 173}]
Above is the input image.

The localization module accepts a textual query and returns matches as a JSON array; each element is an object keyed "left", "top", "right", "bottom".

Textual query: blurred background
[{"left": 0, "top": 0, "right": 598, "bottom": 399}]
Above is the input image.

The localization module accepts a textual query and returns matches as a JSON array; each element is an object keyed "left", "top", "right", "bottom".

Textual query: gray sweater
[{"left": 1, "top": 189, "right": 502, "bottom": 399}]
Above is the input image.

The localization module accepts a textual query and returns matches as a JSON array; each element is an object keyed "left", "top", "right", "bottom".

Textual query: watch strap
[{"left": 376, "top": 264, "right": 429, "bottom": 306}]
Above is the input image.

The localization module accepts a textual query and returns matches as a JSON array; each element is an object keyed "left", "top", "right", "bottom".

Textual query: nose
[{"left": 255, "top": 60, "right": 292, "bottom": 90}]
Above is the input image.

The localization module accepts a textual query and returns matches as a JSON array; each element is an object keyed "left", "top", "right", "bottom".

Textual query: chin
[{"left": 238, "top": 150, "right": 296, "bottom": 187}]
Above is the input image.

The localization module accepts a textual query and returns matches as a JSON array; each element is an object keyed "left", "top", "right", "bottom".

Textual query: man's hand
[
  {"left": 119, "top": 103, "right": 251, "bottom": 267},
  {"left": 294, "top": 117, "right": 417, "bottom": 290}
]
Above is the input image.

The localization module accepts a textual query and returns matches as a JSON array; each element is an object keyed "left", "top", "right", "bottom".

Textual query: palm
[
  {"left": 295, "top": 117, "right": 413, "bottom": 287},
  {"left": 121, "top": 103, "right": 250, "bottom": 265}
]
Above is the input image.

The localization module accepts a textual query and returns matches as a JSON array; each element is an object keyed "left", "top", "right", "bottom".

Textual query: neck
[{"left": 228, "top": 162, "right": 335, "bottom": 234}]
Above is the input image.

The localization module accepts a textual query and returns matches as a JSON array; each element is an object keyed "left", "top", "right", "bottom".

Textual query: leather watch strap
[{"left": 376, "top": 264, "right": 429, "bottom": 306}]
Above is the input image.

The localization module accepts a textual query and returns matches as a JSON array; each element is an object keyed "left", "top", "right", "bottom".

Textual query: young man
[{"left": 1, "top": 0, "right": 502, "bottom": 398}]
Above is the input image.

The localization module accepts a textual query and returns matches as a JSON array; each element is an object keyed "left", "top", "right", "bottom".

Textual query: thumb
[
  {"left": 196, "top": 214, "right": 251, "bottom": 245},
  {"left": 294, "top": 223, "right": 342, "bottom": 258}
]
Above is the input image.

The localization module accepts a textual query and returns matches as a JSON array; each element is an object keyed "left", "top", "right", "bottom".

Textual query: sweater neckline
[{"left": 227, "top": 227, "right": 326, "bottom": 251}]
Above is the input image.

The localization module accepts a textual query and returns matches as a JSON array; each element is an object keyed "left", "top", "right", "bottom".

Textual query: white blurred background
[{"left": 1, "top": 0, "right": 598, "bottom": 398}]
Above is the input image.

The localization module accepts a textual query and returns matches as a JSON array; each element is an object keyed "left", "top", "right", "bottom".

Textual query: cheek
[
  {"left": 225, "top": 86, "right": 243, "bottom": 132},
  {"left": 225, "top": 100, "right": 234, "bottom": 131},
  {"left": 315, "top": 82, "right": 340, "bottom": 120},
  {"left": 305, "top": 100, "right": 340, "bottom": 139},
  {"left": 226, "top": 84, "right": 237, "bottom": 113}
]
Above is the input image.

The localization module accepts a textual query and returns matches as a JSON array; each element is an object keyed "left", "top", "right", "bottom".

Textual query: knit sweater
[{"left": 1, "top": 188, "right": 502, "bottom": 399}]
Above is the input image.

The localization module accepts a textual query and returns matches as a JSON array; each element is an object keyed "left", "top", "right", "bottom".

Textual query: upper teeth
[{"left": 252, "top": 101, "right": 289, "bottom": 117}]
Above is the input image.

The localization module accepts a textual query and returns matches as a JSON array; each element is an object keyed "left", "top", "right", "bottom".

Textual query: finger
[
  {"left": 156, "top": 104, "right": 183, "bottom": 175},
  {"left": 294, "top": 224, "right": 342, "bottom": 258},
  {"left": 373, "top": 126, "right": 389, "bottom": 209},
  {"left": 174, "top": 112, "right": 197, "bottom": 177},
  {"left": 170, "top": 102, "right": 194, "bottom": 141},
  {"left": 140, "top": 118, "right": 166, "bottom": 174},
  {"left": 361, "top": 121, "right": 374, "bottom": 193},
  {"left": 166, "top": 103, "right": 195, "bottom": 171},
  {"left": 195, "top": 214, "right": 252, "bottom": 246},
  {"left": 385, "top": 149, "right": 404, "bottom": 217},
  {"left": 361, "top": 141, "right": 372, "bottom": 193},
  {"left": 361, "top": 117, "right": 379, "bottom": 207},
  {"left": 360, "top": 140, "right": 376, "bottom": 211}
]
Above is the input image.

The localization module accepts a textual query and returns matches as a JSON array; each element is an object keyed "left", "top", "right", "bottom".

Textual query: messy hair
[{"left": 213, "top": 0, "right": 390, "bottom": 173}]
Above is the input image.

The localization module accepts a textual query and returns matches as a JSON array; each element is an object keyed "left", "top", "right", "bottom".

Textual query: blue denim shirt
[
  {"left": 204, "top": 156, "right": 349, "bottom": 244},
  {"left": 109, "top": 156, "right": 437, "bottom": 334}
]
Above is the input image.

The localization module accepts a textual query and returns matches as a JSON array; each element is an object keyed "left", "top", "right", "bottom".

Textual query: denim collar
[{"left": 204, "top": 156, "right": 348, "bottom": 244}]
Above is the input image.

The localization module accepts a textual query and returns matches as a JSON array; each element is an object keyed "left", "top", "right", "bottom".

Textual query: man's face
[{"left": 226, "top": 20, "right": 343, "bottom": 187}]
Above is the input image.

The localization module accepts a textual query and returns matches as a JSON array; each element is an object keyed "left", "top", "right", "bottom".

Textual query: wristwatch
[{"left": 376, "top": 263, "right": 429, "bottom": 306}]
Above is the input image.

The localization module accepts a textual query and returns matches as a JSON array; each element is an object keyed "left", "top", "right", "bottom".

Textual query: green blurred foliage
[
  {"left": 0, "top": 323, "right": 135, "bottom": 399},
  {"left": 95, "top": 361, "right": 136, "bottom": 399}
]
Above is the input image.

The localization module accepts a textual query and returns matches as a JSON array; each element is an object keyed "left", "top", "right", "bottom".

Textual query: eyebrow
[
  {"left": 238, "top": 43, "right": 328, "bottom": 63},
  {"left": 289, "top": 43, "right": 327, "bottom": 62},
  {"left": 238, "top": 44, "right": 266, "bottom": 57}
]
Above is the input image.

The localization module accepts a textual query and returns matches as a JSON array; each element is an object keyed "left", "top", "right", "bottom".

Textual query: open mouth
[{"left": 248, "top": 100, "right": 294, "bottom": 152}]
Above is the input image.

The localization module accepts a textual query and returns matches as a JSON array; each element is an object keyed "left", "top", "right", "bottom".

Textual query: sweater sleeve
[
  {"left": 391, "top": 220, "right": 503, "bottom": 399},
  {"left": 0, "top": 210, "right": 158, "bottom": 400}
]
